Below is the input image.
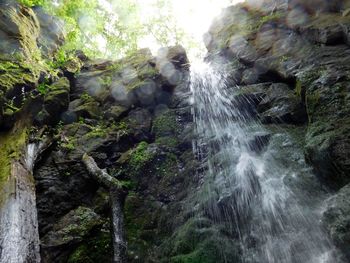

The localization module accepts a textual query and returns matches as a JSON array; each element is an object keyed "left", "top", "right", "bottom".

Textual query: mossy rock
[
  {"left": 0, "top": 3, "right": 48, "bottom": 92},
  {"left": 160, "top": 218, "right": 240, "bottom": 263},
  {"left": 124, "top": 192, "right": 158, "bottom": 262},
  {"left": 323, "top": 183, "right": 350, "bottom": 261},
  {"left": 41, "top": 206, "right": 104, "bottom": 247},
  {"left": 0, "top": 125, "right": 28, "bottom": 204},
  {"left": 44, "top": 77, "right": 70, "bottom": 113},
  {"left": 67, "top": 231, "right": 112, "bottom": 263},
  {"left": 305, "top": 118, "right": 350, "bottom": 187},
  {"left": 152, "top": 109, "right": 179, "bottom": 138}
]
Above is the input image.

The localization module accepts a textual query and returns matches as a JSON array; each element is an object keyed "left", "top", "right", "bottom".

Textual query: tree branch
[{"left": 82, "top": 153, "right": 127, "bottom": 263}]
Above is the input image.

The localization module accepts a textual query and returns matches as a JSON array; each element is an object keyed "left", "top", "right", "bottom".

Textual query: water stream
[{"left": 190, "top": 61, "right": 343, "bottom": 263}]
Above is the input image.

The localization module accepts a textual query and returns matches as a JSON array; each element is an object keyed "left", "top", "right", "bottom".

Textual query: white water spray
[{"left": 190, "top": 61, "right": 343, "bottom": 263}]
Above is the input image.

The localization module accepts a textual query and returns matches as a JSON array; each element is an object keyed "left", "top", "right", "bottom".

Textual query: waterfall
[{"left": 189, "top": 61, "right": 343, "bottom": 263}]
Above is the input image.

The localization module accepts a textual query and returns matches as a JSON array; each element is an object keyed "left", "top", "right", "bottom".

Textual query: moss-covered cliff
[
  {"left": 202, "top": 0, "right": 350, "bottom": 261},
  {"left": 1, "top": 0, "right": 350, "bottom": 262}
]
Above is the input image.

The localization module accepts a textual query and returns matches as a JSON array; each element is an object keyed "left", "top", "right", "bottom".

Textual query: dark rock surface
[
  {"left": 203, "top": 0, "right": 350, "bottom": 259},
  {"left": 30, "top": 44, "right": 193, "bottom": 262},
  {"left": 323, "top": 184, "right": 350, "bottom": 261},
  {"left": 1, "top": 1, "right": 350, "bottom": 262}
]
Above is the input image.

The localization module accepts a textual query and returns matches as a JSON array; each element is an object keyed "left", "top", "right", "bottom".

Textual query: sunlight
[
  {"left": 96, "top": 0, "right": 244, "bottom": 59},
  {"left": 137, "top": 0, "right": 244, "bottom": 58}
]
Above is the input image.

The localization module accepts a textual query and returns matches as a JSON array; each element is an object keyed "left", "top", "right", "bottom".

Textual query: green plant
[
  {"left": 117, "top": 121, "right": 128, "bottom": 130},
  {"left": 37, "top": 82, "right": 50, "bottom": 95},
  {"left": 280, "top": 55, "right": 289, "bottom": 63},
  {"left": 85, "top": 126, "right": 107, "bottom": 139},
  {"left": 128, "top": 142, "right": 154, "bottom": 175},
  {"left": 61, "top": 141, "right": 76, "bottom": 151},
  {"left": 17, "top": 0, "right": 46, "bottom": 7},
  {"left": 258, "top": 12, "right": 283, "bottom": 28},
  {"left": 295, "top": 80, "right": 303, "bottom": 99},
  {"left": 78, "top": 117, "right": 85, "bottom": 124},
  {"left": 81, "top": 92, "right": 92, "bottom": 102}
]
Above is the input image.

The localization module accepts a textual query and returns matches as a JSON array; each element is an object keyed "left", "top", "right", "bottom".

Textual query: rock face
[
  {"left": 31, "top": 45, "right": 193, "bottom": 262},
  {"left": 1, "top": 1, "right": 350, "bottom": 262},
  {"left": 204, "top": 0, "right": 350, "bottom": 260},
  {"left": 323, "top": 184, "right": 350, "bottom": 260}
]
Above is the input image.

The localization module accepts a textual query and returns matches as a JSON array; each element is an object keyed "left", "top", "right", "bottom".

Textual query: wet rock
[
  {"left": 288, "top": 0, "right": 346, "bottom": 14},
  {"left": 41, "top": 207, "right": 102, "bottom": 249},
  {"left": 305, "top": 119, "right": 350, "bottom": 187},
  {"left": 159, "top": 217, "right": 241, "bottom": 263},
  {"left": 0, "top": 2, "right": 42, "bottom": 130},
  {"left": 125, "top": 108, "right": 152, "bottom": 142},
  {"left": 246, "top": 0, "right": 288, "bottom": 12},
  {"left": 323, "top": 183, "right": 350, "bottom": 260},
  {"left": 74, "top": 47, "right": 188, "bottom": 113},
  {"left": 299, "top": 47, "right": 350, "bottom": 186},
  {"left": 104, "top": 105, "right": 129, "bottom": 121},
  {"left": 298, "top": 14, "right": 350, "bottom": 45},
  {"left": 41, "top": 206, "right": 103, "bottom": 261},
  {"left": 33, "top": 6, "right": 65, "bottom": 57},
  {"left": 257, "top": 83, "right": 307, "bottom": 124},
  {"left": 205, "top": 0, "right": 350, "bottom": 210},
  {"left": 233, "top": 83, "right": 270, "bottom": 119},
  {"left": 162, "top": 45, "right": 189, "bottom": 70},
  {"left": 247, "top": 132, "right": 271, "bottom": 153},
  {"left": 33, "top": 77, "right": 70, "bottom": 126},
  {"left": 67, "top": 97, "right": 101, "bottom": 121}
]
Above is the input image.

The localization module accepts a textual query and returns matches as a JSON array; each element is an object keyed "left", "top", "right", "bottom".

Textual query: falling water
[{"left": 190, "top": 61, "right": 343, "bottom": 263}]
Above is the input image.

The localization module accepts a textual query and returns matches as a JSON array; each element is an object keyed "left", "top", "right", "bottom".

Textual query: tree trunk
[
  {"left": 110, "top": 188, "right": 127, "bottom": 263},
  {"left": 0, "top": 135, "right": 52, "bottom": 263}
]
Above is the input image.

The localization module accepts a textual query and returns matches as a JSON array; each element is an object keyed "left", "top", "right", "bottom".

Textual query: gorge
[{"left": 0, "top": 0, "right": 350, "bottom": 262}]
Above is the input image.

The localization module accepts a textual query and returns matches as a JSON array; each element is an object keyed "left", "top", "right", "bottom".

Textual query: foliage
[
  {"left": 0, "top": 128, "right": 28, "bottom": 204},
  {"left": 129, "top": 141, "right": 153, "bottom": 169},
  {"left": 17, "top": 0, "right": 192, "bottom": 59},
  {"left": 37, "top": 81, "right": 50, "bottom": 95},
  {"left": 145, "top": 0, "right": 185, "bottom": 46},
  {"left": 17, "top": 0, "right": 46, "bottom": 7}
]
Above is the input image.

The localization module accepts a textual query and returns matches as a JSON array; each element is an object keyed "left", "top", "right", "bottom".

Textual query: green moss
[
  {"left": 295, "top": 80, "right": 303, "bottom": 98},
  {"left": 299, "top": 69, "right": 322, "bottom": 87},
  {"left": 129, "top": 142, "right": 154, "bottom": 175},
  {"left": 59, "top": 136, "right": 77, "bottom": 151},
  {"left": 157, "top": 152, "right": 179, "bottom": 177},
  {"left": 80, "top": 92, "right": 92, "bottom": 102},
  {"left": 0, "top": 5, "right": 52, "bottom": 91},
  {"left": 106, "top": 49, "right": 158, "bottom": 92},
  {"left": 306, "top": 91, "right": 320, "bottom": 122},
  {"left": 307, "top": 13, "right": 350, "bottom": 29},
  {"left": 125, "top": 79, "right": 148, "bottom": 92},
  {"left": 162, "top": 218, "right": 240, "bottom": 263},
  {"left": 37, "top": 82, "right": 50, "bottom": 95},
  {"left": 258, "top": 12, "right": 284, "bottom": 28},
  {"left": 101, "top": 75, "right": 112, "bottom": 87},
  {"left": 0, "top": 60, "right": 38, "bottom": 91},
  {"left": 217, "top": 9, "right": 284, "bottom": 49},
  {"left": 85, "top": 126, "right": 108, "bottom": 139},
  {"left": 124, "top": 192, "right": 155, "bottom": 260},
  {"left": 155, "top": 136, "right": 179, "bottom": 148},
  {"left": 153, "top": 110, "right": 179, "bottom": 138},
  {"left": 68, "top": 232, "right": 112, "bottom": 263},
  {"left": 116, "top": 121, "right": 129, "bottom": 131},
  {"left": 0, "top": 126, "right": 28, "bottom": 203}
]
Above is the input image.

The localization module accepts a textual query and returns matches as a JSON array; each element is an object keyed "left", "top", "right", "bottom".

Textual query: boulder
[
  {"left": 33, "top": 6, "right": 65, "bottom": 57},
  {"left": 257, "top": 83, "right": 307, "bottom": 124},
  {"left": 323, "top": 184, "right": 350, "bottom": 260},
  {"left": 34, "top": 77, "right": 70, "bottom": 125}
]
